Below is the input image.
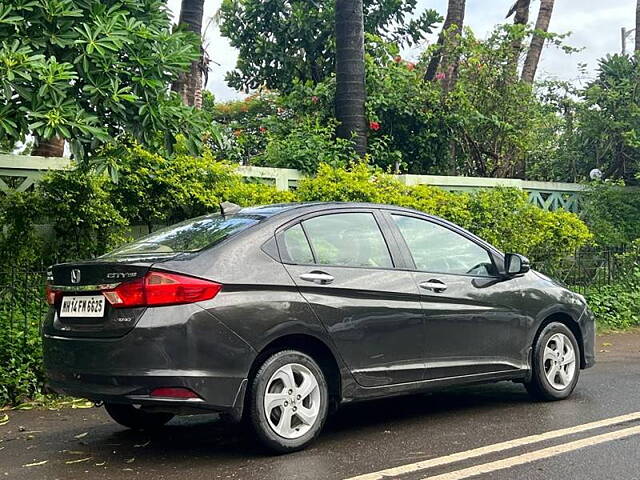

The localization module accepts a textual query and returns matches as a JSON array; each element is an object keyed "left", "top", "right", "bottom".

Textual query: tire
[
  {"left": 248, "top": 350, "right": 329, "bottom": 453},
  {"left": 104, "top": 403, "right": 174, "bottom": 430},
  {"left": 525, "top": 322, "right": 581, "bottom": 401}
]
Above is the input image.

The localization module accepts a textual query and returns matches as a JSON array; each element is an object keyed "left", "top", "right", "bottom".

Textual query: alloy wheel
[
  {"left": 543, "top": 333, "right": 577, "bottom": 390},
  {"left": 263, "top": 363, "right": 321, "bottom": 439}
]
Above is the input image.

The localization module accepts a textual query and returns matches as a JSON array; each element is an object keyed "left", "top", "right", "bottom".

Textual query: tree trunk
[
  {"left": 335, "top": 0, "right": 367, "bottom": 157},
  {"left": 173, "top": 0, "right": 205, "bottom": 108},
  {"left": 425, "top": 0, "right": 466, "bottom": 93},
  {"left": 521, "top": 0, "right": 555, "bottom": 84},
  {"left": 636, "top": 0, "right": 640, "bottom": 52},
  {"left": 507, "top": 0, "right": 530, "bottom": 67},
  {"left": 32, "top": 136, "right": 65, "bottom": 157}
]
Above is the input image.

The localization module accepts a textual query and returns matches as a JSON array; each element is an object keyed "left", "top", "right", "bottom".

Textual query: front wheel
[
  {"left": 104, "top": 403, "right": 174, "bottom": 430},
  {"left": 248, "top": 350, "right": 329, "bottom": 453},
  {"left": 525, "top": 322, "right": 580, "bottom": 401}
]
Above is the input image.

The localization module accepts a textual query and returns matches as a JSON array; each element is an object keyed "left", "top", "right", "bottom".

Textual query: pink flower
[
  {"left": 406, "top": 62, "right": 416, "bottom": 71},
  {"left": 393, "top": 55, "right": 402, "bottom": 63},
  {"left": 435, "top": 72, "right": 446, "bottom": 80},
  {"left": 369, "top": 121, "right": 381, "bottom": 131},
  {"left": 259, "top": 126, "right": 267, "bottom": 134},
  {"left": 311, "top": 95, "right": 319, "bottom": 104}
]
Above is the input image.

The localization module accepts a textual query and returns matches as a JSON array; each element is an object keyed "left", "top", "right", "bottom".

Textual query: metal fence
[
  {"left": 532, "top": 246, "right": 633, "bottom": 295},
  {"left": 0, "top": 268, "right": 48, "bottom": 346}
]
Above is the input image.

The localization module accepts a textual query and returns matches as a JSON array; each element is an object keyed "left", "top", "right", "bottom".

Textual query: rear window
[{"left": 106, "top": 214, "right": 263, "bottom": 256}]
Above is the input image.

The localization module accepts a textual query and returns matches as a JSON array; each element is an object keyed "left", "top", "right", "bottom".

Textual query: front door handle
[
  {"left": 299, "top": 271, "right": 334, "bottom": 285},
  {"left": 419, "top": 279, "right": 447, "bottom": 293}
]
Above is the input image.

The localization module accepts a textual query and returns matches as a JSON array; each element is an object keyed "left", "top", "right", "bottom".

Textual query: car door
[
  {"left": 277, "top": 209, "right": 426, "bottom": 387},
  {"left": 385, "top": 211, "right": 529, "bottom": 381}
]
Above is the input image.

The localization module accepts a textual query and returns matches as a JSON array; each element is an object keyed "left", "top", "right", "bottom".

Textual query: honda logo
[{"left": 70, "top": 269, "right": 81, "bottom": 284}]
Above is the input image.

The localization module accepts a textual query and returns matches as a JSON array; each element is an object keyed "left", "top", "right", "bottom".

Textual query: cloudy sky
[{"left": 167, "top": 0, "right": 637, "bottom": 102}]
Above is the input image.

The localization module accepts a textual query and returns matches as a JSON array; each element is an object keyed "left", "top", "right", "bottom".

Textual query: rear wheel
[
  {"left": 104, "top": 403, "right": 174, "bottom": 430},
  {"left": 248, "top": 350, "right": 329, "bottom": 453},
  {"left": 525, "top": 322, "right": 580, "bottom": 401}
]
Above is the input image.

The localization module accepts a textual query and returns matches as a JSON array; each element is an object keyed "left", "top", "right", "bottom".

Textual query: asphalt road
[{"left": 2, "top": 331, "right": 640, "bottom": 480}]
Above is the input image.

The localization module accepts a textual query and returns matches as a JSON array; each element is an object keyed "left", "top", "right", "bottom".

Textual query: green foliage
[
  {"left": 446, "top": 26, "right": 561, "bottom": 178},
  {"left": 585, "top": 241, "right": 640, "bottom": 330},
  {"left": 0, "top": 191, "right": 42, "bottom": 267},
  {"left": 297, "top": 163, "right": 592, "bottom": 260},
  {"left": 365, "top": 36, "right": 450, "bottom": 173},
  {"left": 218, "top": 0, "right": 441, "bottom": 92},
  {"left": 572, "top": 55, "right": 640, "bottom": 184},
  {"left": 256, "top": 117, "right": 355, "bottom": 174},
  {"left": 38, "top": 169, "right": 129, "bottom": 261},
  {"left": 0, "top": 277, "right": 46, "bottom": 406},
  {"left": 581, "top": 181, "right": 640, "bottom": 246},
  {"left": 0, "top": 0, "right": 205, "bottom": 157}
]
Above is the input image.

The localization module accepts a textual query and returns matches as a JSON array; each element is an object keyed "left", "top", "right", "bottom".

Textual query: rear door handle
[
  {"left": 419, "top": 280, "right": 447, "bottom": 293},
  {"left": 299, "top": 272, "right": 334, "bottom": 285}
]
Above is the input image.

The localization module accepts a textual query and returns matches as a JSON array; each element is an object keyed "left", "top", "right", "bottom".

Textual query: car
[{"left": 43, "top": 202, "right": 596, "bottom": 453}]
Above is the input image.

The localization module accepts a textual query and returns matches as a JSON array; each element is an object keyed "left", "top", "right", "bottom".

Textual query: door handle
[
  {"left": 299, "top": 271, "right": 334, "bottom": 285},
  {"left": 419, "top": 279, "right": 447, "bottom": 293}
]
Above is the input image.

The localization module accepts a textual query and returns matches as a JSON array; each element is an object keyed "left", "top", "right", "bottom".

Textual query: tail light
[
  {"left": 103, "top": 271, "right": 222, "bottom": 308},
  {"left": 45, "top": 285, "right": 62, "bottom": 305}
]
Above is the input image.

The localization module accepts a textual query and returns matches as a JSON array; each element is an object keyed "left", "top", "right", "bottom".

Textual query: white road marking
[
  {"left": 420, "top": 424, "right": 640, "bottom": 480},
  {"left": 345, "top": 411, "right": 640, "bottom": 480}
]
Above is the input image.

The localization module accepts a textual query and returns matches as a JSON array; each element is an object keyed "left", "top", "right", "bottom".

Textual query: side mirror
[{"left": 505, "top": 253, "right": 530, "bottom": 276}]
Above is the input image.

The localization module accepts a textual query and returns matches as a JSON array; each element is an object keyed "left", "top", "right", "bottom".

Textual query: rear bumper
[{"left": 43, "top": 303, "right": 255, "bottom": 419}]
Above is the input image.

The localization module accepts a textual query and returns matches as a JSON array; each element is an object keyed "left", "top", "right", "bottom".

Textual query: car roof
[{"left": 239, "top": 202, "right": 436, "bottom": 219}]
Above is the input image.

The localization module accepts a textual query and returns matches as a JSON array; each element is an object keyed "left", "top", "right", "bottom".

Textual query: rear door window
[
  {"left": 299, "top": 213, "right": 393, "bottom": 268},
  {"left": 282, "top": 224, "right": 315, "bottom": 264}
]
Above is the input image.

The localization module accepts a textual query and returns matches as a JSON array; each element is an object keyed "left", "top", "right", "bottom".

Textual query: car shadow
[{"left": 101, "top": 381, "right": 534, "bottom": 458}]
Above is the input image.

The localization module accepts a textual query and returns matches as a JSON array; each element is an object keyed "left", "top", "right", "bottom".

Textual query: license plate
[{"left": 60, "top": 295, "right": 106, "bottom": 318}]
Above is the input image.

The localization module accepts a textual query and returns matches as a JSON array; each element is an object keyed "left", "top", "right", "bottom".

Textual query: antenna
[{"left": 220, "top": 201, "right": 242, "bottom": 217}]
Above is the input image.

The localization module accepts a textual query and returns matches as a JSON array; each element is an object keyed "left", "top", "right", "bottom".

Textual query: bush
[
  {"left": 582, "top": 241, "right": 640, "bottom": 330},
  {"left": 0, "top": 276, "right": 46, "bottom": 406},
  {"left": 581, "top": 181, "right": 640, "bottom": 246}
]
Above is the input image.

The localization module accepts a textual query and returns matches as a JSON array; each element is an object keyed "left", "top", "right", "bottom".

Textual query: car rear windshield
[{"left": 105, "top": 214, "right": 263, "bottom": 256}]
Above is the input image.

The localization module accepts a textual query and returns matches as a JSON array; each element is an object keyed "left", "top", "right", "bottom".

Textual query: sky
[{"left": 167, "top": 0, "right": 637, "bottom": 102}]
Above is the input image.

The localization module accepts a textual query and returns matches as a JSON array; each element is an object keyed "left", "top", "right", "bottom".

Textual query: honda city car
[{"left": 43, "top": 202, "right": 595, "bottom": 452}]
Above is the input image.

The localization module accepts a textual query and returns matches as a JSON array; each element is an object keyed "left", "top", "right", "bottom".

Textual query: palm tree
[
  {"left": 521, "top": 0, "right": 555, "bottom": 84},
  {"left": 173, "top": 0, "right": 206, "bottom": 108},
  {"left": 506, "top": 0, "right": 531, "bottom": 62},
  {"left": 424, "top": 0, "right": 466, "bottom": 93},
  {"left": 335, "top": 0, "right": 367, "bottom": 156}
]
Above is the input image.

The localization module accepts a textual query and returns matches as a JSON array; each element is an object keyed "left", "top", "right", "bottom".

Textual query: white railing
[{"left": 0, "top": 155, "right": 586, "bottom": 212}]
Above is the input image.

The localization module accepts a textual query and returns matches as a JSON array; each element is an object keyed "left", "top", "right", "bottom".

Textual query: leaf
[
  {"left": 74, "top": 432, "right": 88, "bottom": 439},
  {"left": 65, "top": 457, "right": 92, "bottom": 464},
  {"left": 23, "top": 460, "right": 48, "bottom": 467},
  {"left": 0, "top": 414, "right": 8, "bottom": 426}
]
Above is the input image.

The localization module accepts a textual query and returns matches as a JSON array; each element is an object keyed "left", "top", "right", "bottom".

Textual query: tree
[
  {"left": 335, "top": 0, "right": 367, "bottom": 156},
  {"left": 173, "top": 0, "right": 207, "bottom": 108},
  {"left": 521, "top": 0, "right": 555, "bottom": 83},
  {"left": 424, "top": 0, "right": 466, "bottom": 93},
  {"left": 0, "top": 0, "right": 201, "bottom": 158},
  {"left": 567, "top": 55, "right": 640, "bottom": 183},
  {"left": 218, "top": 0, "right": 441, "bottom": 92}
]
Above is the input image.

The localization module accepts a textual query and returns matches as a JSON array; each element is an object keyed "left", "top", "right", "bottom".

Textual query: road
[{"left": 2, "top": 331, "right": 639, "bottom": 480}]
